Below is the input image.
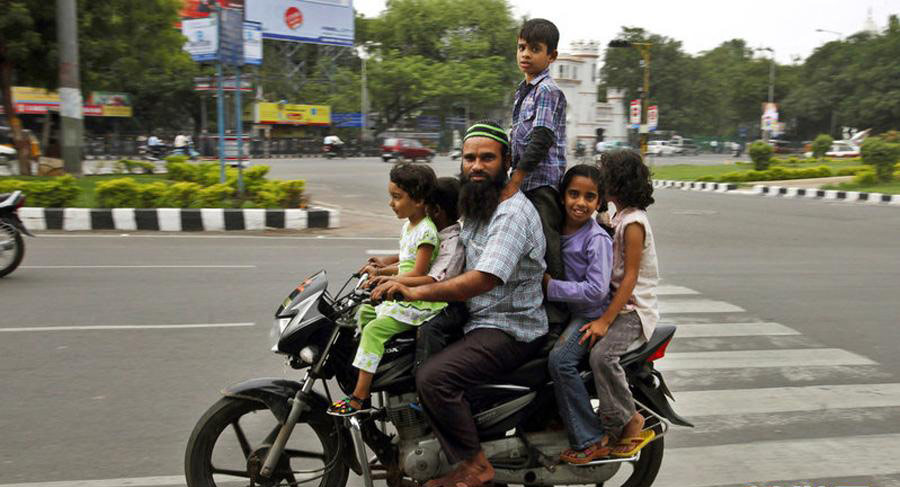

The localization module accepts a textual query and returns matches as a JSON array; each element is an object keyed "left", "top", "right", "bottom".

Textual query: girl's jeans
[{"left": 548, "top": 312, "right": 643, "bottom": 449}]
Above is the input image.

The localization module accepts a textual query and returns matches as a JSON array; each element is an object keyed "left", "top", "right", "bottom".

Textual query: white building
[{"left": 553, "top": 40, "right": 628, "bottom": 150}]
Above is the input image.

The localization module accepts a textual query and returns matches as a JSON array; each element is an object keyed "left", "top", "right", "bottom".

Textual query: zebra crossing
[{"left": 645, "top": 284, "right": 900, "bottom": 487}]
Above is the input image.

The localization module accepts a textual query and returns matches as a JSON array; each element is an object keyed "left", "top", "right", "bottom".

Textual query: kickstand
[{"left": 516, "top": 430, "right": 557, "bottom": 472}]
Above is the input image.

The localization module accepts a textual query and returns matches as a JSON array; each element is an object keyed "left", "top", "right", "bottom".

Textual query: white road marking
[
  {"left": 20, "top": 265, "right": 256, "bottom": 269},
  {"left": 366, "top": 249, "right": 399, "bottom": 255},
  {"left": 655, "top": 285, "right": 700, "bottom": 295},
  {"left": 673, "top": 321, "right": 800, "bottom": 337},
  {"left": 676, "top": 383, "right": 900, "bottom": 417},
  {"left": 656, "top": 348, "right": 876, "bottom": 370},
  {"left": 659, "top": 299, "right": 745, "bottom": 314},
  {"left": 0, "top": 323, "right": 255, "bottom": 333},
  {"left": 656, "top": 433, "right": 900, "bottom": 487}
]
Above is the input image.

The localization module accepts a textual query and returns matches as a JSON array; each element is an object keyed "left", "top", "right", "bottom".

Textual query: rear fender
[
  {"left": 2, "top": 213, "right": 34, "bottom": 237},
  {"left": 222, "top": 377, "right": 362, "bottom": 474},
  {"left": 632, "top": 370, "right": 694, "bottom": 428}
]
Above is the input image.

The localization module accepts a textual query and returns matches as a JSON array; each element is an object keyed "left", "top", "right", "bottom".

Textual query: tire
[
  {"left": 618, "top": 436, "right": 664, "bottom": 487},
  {"left": 0, "top": 220, "right": 24, "bottom": 278},
  {"left": 185, "top": 397, "right": 349, "bottom": 487}
]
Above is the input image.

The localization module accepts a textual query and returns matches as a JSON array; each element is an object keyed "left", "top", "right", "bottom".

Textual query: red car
[{"left": 381, "top": 137, "right": 435, "bottom": 162}]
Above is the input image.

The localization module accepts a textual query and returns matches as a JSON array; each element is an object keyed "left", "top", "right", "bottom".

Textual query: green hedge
[
  {"left": 834, "top": 165, "right": 873, "bottom": 176},
  {"left": 698, "top": 165, "right": 834, "bottom": 183},
  {"left": 0, "top": 175, "right": 81, "bottom": 207}
]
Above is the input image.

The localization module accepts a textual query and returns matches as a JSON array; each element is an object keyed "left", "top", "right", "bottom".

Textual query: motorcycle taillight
[{"left": 646, "top": 338, "right": 671, "bottom": 362}]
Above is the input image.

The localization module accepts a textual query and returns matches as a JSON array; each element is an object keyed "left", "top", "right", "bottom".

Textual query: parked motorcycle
[
  {"left": 185, "top": 271, "right": 692, "bottom": 487},
  {"left": 0, "top": 191, "right": 33, "bottom": 278}
]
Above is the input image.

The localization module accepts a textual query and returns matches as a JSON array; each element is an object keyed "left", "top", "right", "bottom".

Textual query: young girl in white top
[{"left": 578, "top": 149, "right": 660, "bottom": 458}]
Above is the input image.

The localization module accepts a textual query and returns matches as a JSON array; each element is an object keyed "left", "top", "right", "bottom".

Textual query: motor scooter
[{"left": 0, "top": 191, "right": 33, "bottom": 278}]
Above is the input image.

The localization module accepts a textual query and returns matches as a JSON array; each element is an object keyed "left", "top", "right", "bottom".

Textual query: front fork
[{"left": 260, "top": 372, "right": 316, "bottom": 478}]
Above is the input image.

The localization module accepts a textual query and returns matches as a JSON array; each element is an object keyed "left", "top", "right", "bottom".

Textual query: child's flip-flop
[
  {"left": 610, "top": 429, "right": 656, "bottom": 458},
  {"left": 327, "top": 395, "right": 372, "bottom": 416},
  {"left": 559, "top": 442, "right": 612, "bottom": 465}
]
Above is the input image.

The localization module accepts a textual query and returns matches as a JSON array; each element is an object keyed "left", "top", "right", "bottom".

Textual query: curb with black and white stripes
[
  {"left": 653, "top": 179, "right": 900, "bottom": 205},
  {"left": 17, "top": 206, "right": 339, "bottom": 231}
]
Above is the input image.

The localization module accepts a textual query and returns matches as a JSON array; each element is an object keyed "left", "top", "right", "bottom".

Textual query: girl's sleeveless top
[{"left": 610, "top": 207, "right": 659, "bottom": 342}]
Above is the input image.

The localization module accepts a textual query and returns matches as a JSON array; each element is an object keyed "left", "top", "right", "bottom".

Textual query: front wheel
[
  {"left": 185, "top": 397, "right": 349, "bottom": 487},
  {"left": 0, "top": 219, "right": 24, "bottom": 278}
]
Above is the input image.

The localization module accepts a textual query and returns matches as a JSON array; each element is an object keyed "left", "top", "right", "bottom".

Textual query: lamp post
[
  {"left": 815, "top": 28, "right": 843, "bottom": 39},
  {"left": 754, "top": 47, "right": 775, "bottom": 140},
  {"left": 608, "top": 40, "right": 652, "bottom": 157},
  {"left": 356, "top": 42, "right": 380, "bottom": 146}
]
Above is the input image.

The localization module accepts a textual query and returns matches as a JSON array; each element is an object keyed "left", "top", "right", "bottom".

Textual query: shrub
[
  {"left": 165, "top": 155, "right": 189, "bottom": 164},
  {"left": 834, "top": 165, "right": 873, "bottom": 176},
  {"left": 96, "top": 178, "right": 141, "bottom": 208},
  {"left": 0, "top": 175, "right": 81, "bottom": 207},
  {"left": 712, "top": 166, "right": 833, "bottom": 183},
  {"left": 852, "top": 170, "right": 878, "bottom": 185},
  {"left": 117, "top": 159, "right": 155, "bottom": 174},
  {"left": 748, "top": 141, "right": 773, "bottom": 170},
  {"left": 138, "top": 182, "right": 169, "bottom": 208},
  {"left": 165, "top": 161, "right": 195, "bottom": 182},
  {"left": 860, "top": 137, "right": 900, "bottom": 182},
  {"left": 278, "top": 179, "right": 306, "bottom": 207},
  {"left": 811, "top": 134, "right": 834, "bottom": 159},
  {"left": 193, "top": 183, "right": 234, "bottom": 208},
  {"left": 158, "top": 182, "right": 203, "bottom": 208}
]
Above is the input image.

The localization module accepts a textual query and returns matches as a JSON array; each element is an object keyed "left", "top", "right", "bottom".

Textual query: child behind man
[{"left": 508, "top": 18, "right": 568, "bottom": 326}]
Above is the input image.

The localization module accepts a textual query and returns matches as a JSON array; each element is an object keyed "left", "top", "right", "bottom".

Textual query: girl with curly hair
[{"left": 573, "top": 148, "right": 660, "bottom": 459}]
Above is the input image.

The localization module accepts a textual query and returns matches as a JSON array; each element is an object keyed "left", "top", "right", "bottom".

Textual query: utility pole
[
  {"left": 755, "top": 47, "right": 775, "bottom": 140},
  {"left": 57, "top": 0, "right": 84, "bottom": 175}
]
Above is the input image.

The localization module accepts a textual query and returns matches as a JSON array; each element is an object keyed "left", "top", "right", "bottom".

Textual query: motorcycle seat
[{"left": 504, "top": 357, "right": 549, "bottom": 389}]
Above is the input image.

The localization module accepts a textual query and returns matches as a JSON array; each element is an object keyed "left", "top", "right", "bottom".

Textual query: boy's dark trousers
[
  {"left": 523, "top": 185, "right": 569, "bottom": 329},
  {"left": 414, "top": 301, "right": 468, "bottom": 374}
]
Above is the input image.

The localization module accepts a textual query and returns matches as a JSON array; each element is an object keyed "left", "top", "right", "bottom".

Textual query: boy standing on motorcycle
[
  {"left": 373, "top": 121, "right": 548, "bottom": 487},
  {"left": 506, "top": 18, "right": 568, "bottom": 327}
]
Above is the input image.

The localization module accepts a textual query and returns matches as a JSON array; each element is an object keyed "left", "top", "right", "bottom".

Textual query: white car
[
  {"left": 803, "top": 142, "right": 860, "bottom": 159},
  {"left": 647, "top": 140, "right": 679, "bottom": 156}
]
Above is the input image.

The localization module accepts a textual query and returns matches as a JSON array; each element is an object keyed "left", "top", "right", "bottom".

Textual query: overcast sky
[{"left": 353, "top": 0, "right": 899, "bottom": 63}]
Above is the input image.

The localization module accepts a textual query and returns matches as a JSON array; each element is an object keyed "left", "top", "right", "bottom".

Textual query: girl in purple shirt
[{"left": 542, "top": 164, "right": 615, "bottom": 464}]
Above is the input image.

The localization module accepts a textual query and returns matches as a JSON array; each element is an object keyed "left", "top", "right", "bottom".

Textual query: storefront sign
[{"left": 254, "top": 102, "right": 330, "bottom": 125}]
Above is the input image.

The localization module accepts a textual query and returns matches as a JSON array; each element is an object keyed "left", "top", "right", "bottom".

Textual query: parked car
[
  {"left": 381, "top": 138, "right": 435, "bottom": 162},
  {"left": 669, "top": 137, "right": 700, "bottom": 156},
  {"left": 647, "top": 140, "right": 679, "bottom": 156}
]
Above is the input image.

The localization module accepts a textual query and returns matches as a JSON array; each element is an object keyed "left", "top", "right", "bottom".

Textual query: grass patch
[
  {"left": 652, "top": 159, "right": 864, "bottom": 181},
  {"left": 821, "top": 180, "right": 900, "bottom": 195},
  {"left": 0, "top": 174, "right": 169, "bottom": 207}
]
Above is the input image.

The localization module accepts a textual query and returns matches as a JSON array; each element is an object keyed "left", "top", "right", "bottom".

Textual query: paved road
[{"left": 2, "top": 177, "right": 900, "bottom": 486}]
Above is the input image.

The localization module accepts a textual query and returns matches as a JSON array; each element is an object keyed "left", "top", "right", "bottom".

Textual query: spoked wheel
[
  {"left": 185, "top": 397, "right": 349, "bottom": 487},
  {"left": 0, "top": 219, "right": 24, "bottom": 278}
]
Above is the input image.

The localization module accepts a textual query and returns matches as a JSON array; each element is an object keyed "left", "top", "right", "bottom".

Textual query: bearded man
[{"left": 372, "top": 121, "right": 548, "bottom": 487}]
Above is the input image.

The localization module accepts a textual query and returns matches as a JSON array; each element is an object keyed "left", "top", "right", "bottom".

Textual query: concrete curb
[
  {"left": 653, "top": 179, "right": 900, "bottom": 206},
  {"left": 18, "top": 206, "right": 340, "bottom": 232},
  {"left": 652, "top": 180, "right": 739, "bottom": 192}
]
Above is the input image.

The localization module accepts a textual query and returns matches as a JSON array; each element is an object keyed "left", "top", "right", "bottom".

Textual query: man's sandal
[
  {"left": 327, "top": 395, "right": 371, "bottom": 416},
  {"left": 610, "top": 429, "right": 656, "bottom": 458},
  {"left": 559, "top": 442, "right": 612, "bottom": 465}
]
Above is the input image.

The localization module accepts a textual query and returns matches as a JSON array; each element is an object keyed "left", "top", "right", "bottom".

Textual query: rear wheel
[
  {"left": 0, "top": 219, "right": 24, "bottom": 278},
  {"left": 185, "top": 397, "right": 349, "bottom": 487}
]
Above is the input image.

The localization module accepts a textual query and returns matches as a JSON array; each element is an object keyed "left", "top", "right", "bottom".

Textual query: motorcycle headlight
[{"left": 300, "top": 345, "right": 320, "bottom": 365}]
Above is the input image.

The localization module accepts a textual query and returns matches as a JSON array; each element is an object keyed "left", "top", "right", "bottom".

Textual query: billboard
[
  {"left": 246, "top": 0, "right": 354, "bottom": 47},
  {"left": 6, "top": 87, "right": 132, "bottom": 117},
  {"left": 182, "top": 17, "right": 219, "bottom": 62},
  {"left": 244, "top": 21, "right": 263, "bottom": 65},
  {"left": 254, "top": 102, "right": 330, "bottom": 125}
]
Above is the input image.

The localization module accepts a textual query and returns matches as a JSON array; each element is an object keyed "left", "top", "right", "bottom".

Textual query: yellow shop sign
[{"left": 254, "top": 102, "right": 330, "bottom": 126}]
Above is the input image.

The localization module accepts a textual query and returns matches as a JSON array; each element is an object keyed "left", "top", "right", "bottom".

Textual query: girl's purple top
[{"left": 546, "top": 219, "right": 613, "bottom": 320}]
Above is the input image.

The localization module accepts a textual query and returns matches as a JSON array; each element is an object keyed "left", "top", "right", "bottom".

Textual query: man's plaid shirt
[{"left": 461, "top": 191, "right": 548, "bottom": 342}]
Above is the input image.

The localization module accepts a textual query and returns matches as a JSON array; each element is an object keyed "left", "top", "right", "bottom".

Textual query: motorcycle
[
  {"left": 323, "top": 144, "right": 345, "bottom": 159},
  {"left": 185, "top": 271, "right": 692, "bottom": 487},
  {"left": 139, "top": 143, "right": 171, "bottom": 161},
  {"left": 0, "top": 191, "right": 33, "bottom": 278}
]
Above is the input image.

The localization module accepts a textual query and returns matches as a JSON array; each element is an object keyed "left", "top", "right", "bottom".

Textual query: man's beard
[{"left": 458, "top": 170, "right": 508, "bottom": 223}]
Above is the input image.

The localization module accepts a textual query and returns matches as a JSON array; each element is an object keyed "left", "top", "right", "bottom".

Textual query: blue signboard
[
  {"left": 243, "top": 21, "right": 263, "bottom": 66},
  {"left": 218, "top": 8, "right": 244, "bottom": 66},
  {"left": 332, "top": 112, "right": 363, "bottom": 128}
]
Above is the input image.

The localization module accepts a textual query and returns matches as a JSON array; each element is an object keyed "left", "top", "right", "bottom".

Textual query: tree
[{"left": 0, "top": 1, "right": 57, "bottom": 174}]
